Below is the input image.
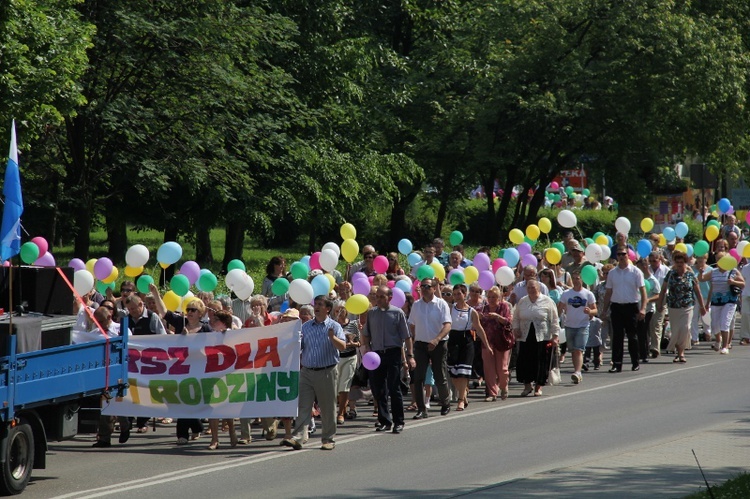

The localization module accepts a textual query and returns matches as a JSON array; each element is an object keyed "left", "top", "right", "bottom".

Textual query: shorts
[
  {"left": 565, "top": 325, "right": 590, "bottom": 352},
  {"left": 336, "top": 355, "right": 357, "bottom": 393}
]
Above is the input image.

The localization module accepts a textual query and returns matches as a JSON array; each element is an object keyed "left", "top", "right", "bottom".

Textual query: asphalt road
[{"left": 23, "top": 340, "right": 750, "bottom": 499}]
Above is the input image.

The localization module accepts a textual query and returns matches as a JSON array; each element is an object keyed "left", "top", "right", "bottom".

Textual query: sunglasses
[
  {"left": 617, "top": 252, "right": 627, "bottom": 256},
  {"left": 186, "top": 308, "right": 199, "bottom": 313},
  {"left": 442, "top": 292, "right": 452, "bottom": 296},
  {"left": 364, "top": 255, "right": 375, "bottom": 259},
  {"left": 101, "top": 305, "right": 115, "bottom": 311},
  {"left": 420, "top": 284, "right": 432, "bottom": 289}
]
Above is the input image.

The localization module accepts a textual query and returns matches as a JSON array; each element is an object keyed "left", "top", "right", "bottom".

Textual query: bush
[{"left": 536, "top": 208, "right": 618, "bottom": 241}]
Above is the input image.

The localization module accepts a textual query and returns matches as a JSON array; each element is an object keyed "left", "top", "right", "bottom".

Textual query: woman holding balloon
[
  {"left": 261, "top": 256, "right": 287, "bottom": 311},
  {"left": 699, "top": 251, "right": 745, "bottom": 354}
]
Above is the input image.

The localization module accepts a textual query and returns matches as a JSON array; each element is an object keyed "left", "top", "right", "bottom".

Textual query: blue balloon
[
  {"left": 637, "top": 239, "right": 652, "bottom": 258},
  {"left": 200, "top": 268, "right": 212, "bottom": 276},
  {"left": 395, "top": 279, "right": 412, "bottom": 293},
  {"left": 280, "top": 300, "right": 289, "bottom": 312},
  {"left": 686, "top": 243, "right": 694, "bottom": 257},
  {"left": 503, "top": 248, "right": 520, "bottom": 267},
  {"left": 311, "top": 274, "right": 330, "bottom": 298},
  {"left": 398, "top": 239, "right": 413, "bottom": 255},
  {"left": 717, "top": 198, "right": 731, "bottom": 214},
  {"left": 157, "top": 241, "right": 182, "bottom": 265},
  {"left": 407, "top": 252, "right": 422, "bottom": 267},
  {"left": 663, "top": 226, "right": 676, "bottom": 241},
  {"left": 607, "top": 235, "right": 613, "bottom": 246},
  {"left": 675, "top": 222, "right": 689, "bottom": 239}
]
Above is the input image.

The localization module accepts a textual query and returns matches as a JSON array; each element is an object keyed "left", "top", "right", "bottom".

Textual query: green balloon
[
  {"left": 524, "top": 236, "right": 536, "bottom": 246},
  {"left": 170, "top": 274, "right": 190, "bottom": 297},
  {"left": 227, "top": 259, "right": 246, "bottom": 272},
  {"left": 707, "top": 220, "right": 721, "bottom": 229},
  {"left": 96, "top": 280, "right": 115, "bottom": 295},
  {"left": 197, "top": 272, "right": 218, "bottom": 292},
  {"left": 449, "top": 230, "right": 464, "bottom": 247},
  {"left": 582, "top": 188, "right": 590, "bottom": 197},
  {"left": 137, "top": 275, "right": 154, "bottom": 294},
  {"left": 581, "top": 265, "right": 598, "bottom": 286},
  {"left": 271, "top": 277, "right": 290, "bottom": 296},
  {"left": 20, "top": 242, "right": 39, "bottom": 264},
  {"left": 416, "top": 264, "right": 436, "bottom": 281},
  {"left": 693, "top": 240, "right": 710, "bottom": 257},
  {"left": 644, "top": 279, "right": 652, "bottom": 295},
  {"left": 497, "top": 249, "right": 505, "bottom": 259},
  {"left": 592, "top": 232, "right": 604, "bottom": 241},
  {"left": 552, "top": 242, "right": 565, "bottom": 255},
  {"left": 565, "top": 186, "right": 575, "bottom": 196},
  {"left": 449, "top": 271, "right": 465, "bottom": 285},
  {"left": 290, "top": 261, "right": 309, "bottom": 280},
  {"left": 585, "top": 238, "right": 594, "bottom": 246}
]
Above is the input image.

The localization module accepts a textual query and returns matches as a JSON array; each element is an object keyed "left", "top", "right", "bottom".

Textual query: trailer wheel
[{"left": 0, "top": 420, "right": 34, "bottom": 495}]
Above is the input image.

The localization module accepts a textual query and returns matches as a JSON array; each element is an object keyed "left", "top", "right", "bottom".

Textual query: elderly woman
[
  {"left": 206, "top": 310, "right": 238, "bottom": 449},
  {"left": 478, "top": 286, "right": 513, "bottom": 401},
  {"left": 512, "top": 280, "right": 560, "bottom": 397},
  {"left": 261, "top": 256, "right": 287, "bottom": 311},
  {"left": 332, "top": 300, "right": 361, "bottom": 425}
]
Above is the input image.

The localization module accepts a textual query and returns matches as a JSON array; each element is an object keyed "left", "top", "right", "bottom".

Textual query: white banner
[{"left": 102, "top": 321, "right": 301, "bottom": 419}]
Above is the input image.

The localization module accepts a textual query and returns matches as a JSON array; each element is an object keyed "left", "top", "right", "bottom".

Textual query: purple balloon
[
  {"left": 517, "top": 242, "right": 532, "bottom": 257},
  {"left": 352, "top": 278, "right": 371, "bottom": 296},
  {"left": 179, "top": 260, "right": 201, "bottom": 285},
  {"left": 390, "top": 287, "right": 406, "bottom": 308},
  {"left": 473, "top": 252, "right": 491, "bottom": 272},
  {"left": 34, "top": 252, "right": 56, "bottom": 267},
  {"left": 68, "top": 258, "right": 86, "bottom": 272},
  {"left": 362, "top": 351, "right": 381, "bottom": 370},
  {"left": 478, "top": 270, "right": 495, "bottom": 290},
  {"left": 93, "top": 257, "right": 113, "bottom": 281},
  {"left": 521, "top": 253, "right": 538, "bottom": 268}
]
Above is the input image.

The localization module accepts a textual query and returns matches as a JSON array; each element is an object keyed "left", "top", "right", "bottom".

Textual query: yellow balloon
[
  {"left": 711, "top": 210, "right": 719, "bottom": 218},
  {"left": 326, "top": 273, "right": 336, "bottom": 292},
  {"left": 102, "top": 266, "right": 119, "bottom": 284},
  {"left": 181, "top": 293, "right": 196, "bottom": 313},
  {"left": 345, "top": 294, "right": 370, "bottom": 315},
  {"left": 125, "top": 265, "right": 144, "bottom": 277},
  {"left": 718, "top": 255, "right": 738, "bottom": 271},
  {"left": 509, "top": 228, "right": 525, "bottom": 245},
  {"left": 340, "top": 223, "right": 357, "bottom": 241},
  {"left": 545, "top": 248, "right": 562, "bottom": 265},
  {"left": 163, "top": 290, "right": 180, "bottom": 312},
  {"left": 674, "top": 243, "right": 687, "bottom": 254},
  {"left": 464, "top": 266, "right": 479, "bottom": 285},
  {"left": 705, "top": 225, "right": 719, "bottom": 242},
  {"left": 595, "top": 235, "right": 609, "bottom": 245},
  {"left": 743, "top": 244, "right": 750, "bottom": 259},
  {"left": 430, "top": 261, "right": 446, "bottom": 281},
  {"left": 526, "top": 224, "right": 540, "bottom": 241},
  {"left": 341, "top": 238, "right": 359, "bottom": 263},
  {"left": 538, "top": 217, "right": 552, "bottom": 234},
  {"left": 640, "top": 217, "right": 654, "bottom": 232},
  {"left": 658, "top": 234, "right": 666, "bottom": 247},
  {"left": 86, "top": 258, "right": 97, "bottom": 275},
  {"left": 159, "top": 262, "right": 170, "bottom": 269}
]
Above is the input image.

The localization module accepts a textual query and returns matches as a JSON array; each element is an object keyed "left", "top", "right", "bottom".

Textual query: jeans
[
  {"left": 412, "top": 341, "right": 450, "bottom": 410},
  {"left": 370, "top": 348, "right": 405, "bottom": 427}
]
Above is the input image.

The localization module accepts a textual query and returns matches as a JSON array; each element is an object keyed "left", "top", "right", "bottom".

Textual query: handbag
[{"left": 548, "top": 345, "right": 561, "bottom": 386}]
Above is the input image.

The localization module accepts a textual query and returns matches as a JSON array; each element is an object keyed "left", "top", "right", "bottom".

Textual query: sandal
[
  {"left": 533, "top": 389, "right": 543, "bottom": 397},
  {"left": 673, "top": 356, "right": 681, "bottom": 363},
  {"left": 679, "top": 356, "right": 687, "bottom": 363},
  {"left": 208, "top": 442, "right": 219, "bottom": 450},
  {"left": 456, "top": 400, "right": 465, "bottom": 412},
  {"left": 346, "top": 409, "right": 357, "bottom": 420},
  {"left": 521, "top": 387, "right": 533, "bottom": 397},
  {"left": 336, "top": 417, "right": 345, "bottom": 425},
  {"left": 405, "top": 404, "right": 418, "bottom": 412},
  {"left": 136, "top": 427, "right": 149, "bottom": 433}
]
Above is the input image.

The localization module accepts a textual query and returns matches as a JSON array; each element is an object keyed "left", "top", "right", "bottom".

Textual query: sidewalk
[{"left": 474, "top": 417, "right": 750, "bottom": 498}]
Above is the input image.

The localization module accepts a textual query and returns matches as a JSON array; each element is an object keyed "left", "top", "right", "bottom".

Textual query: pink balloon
[
  {"left": 31, "top": 237, "right": 48, "bottom": 257},
  {"left": 309, "top": 252, "right": 321, "bottom": 270},
  {"left": 93, "top": 257, "right": 113, "bottom": 281},
  {"left": 386, "top": 280, "right": 396, "bottom": 288},
  {"left": 179, "top": 260, "right": 201, "bottom": 285},
  {"left": 730, "top": 248, "right": 741, "bottom": 263},
  {"left": 352, "top": 278, "right": 371, "bottom": 295},
  {"left": 746, "top": 211, "right": 750, "bottom": 225},
  {"left": 2, "top": 261, "right": 9, "bottom": 267},
  {"left": 368, "top": 275, "right": 375, "bottom": 284},
  {"left": 550, "top": 181, "right": 559, "bottom": 190},
  {"left": 373, "top": 255, "right": 389, "bottom": 274},
  {"left": 68, "top": 258, "right": 86, "bottom": 272},
  {"left": 517, "top": 243, "right": 532, "bottom": 257},
  {"left": 628, "top": 249, "right": 637, "bottom": 262},
  {"left": 521, "top": 253, "right": 538, "bottom": 268},
  {"left": 478, "top": 270, "right": 495, "bottom": 290},
  {"left": 34, "top": 252, "right": 56, "bottom": 267},
  {"left": 492, "top": 258, "right": 507, "bottom": 274},
  {"left": 473, "top": 252, "right": 491, "bottom": 271},
  {"left": 390, "top": 287, "right": 406, "bottom": 308},
  {"left": 362, "top": 351, "right": 381, "bottom": 370}
]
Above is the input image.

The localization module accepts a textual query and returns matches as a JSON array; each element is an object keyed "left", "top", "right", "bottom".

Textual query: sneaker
[
  {"left": 424, "top": 402, "right": 431, "bottom": 409},
  {"left": 712, "top": 343, "right": 721, "bottom": 351},
  {"left": 720, "top": 347, "right": 729, "bottom": 354},
  {"left": 177, "top": 438, "right": 189, "bottom": 445},
  {"left": 320, "top": 441, "right": 335, "bottom": 451},
  {"left": 571, "top": 373, "right": 582, "bottom": 384},
  {"left": 92, "top": 440, "right": 111, "bottom": 448},
  {"left": 281, "top": 438, "right": 302, "bottom": 450}
]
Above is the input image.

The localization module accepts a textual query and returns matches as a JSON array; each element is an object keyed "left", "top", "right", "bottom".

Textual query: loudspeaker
[{"left": 0, "top": 266, "right": 74, "bottom": 316}]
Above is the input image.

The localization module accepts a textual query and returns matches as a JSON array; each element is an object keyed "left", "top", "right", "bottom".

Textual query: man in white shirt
[{"left": 408, "top": 278, "right": 452, "bottom": 419}]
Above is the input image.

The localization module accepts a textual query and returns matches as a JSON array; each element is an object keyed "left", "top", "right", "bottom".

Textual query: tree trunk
[
  {"left": 482, "top": 176, "right": 497, "bottom": 246},
  {"left": 74, "top": 206, "right": 92, "bottom": 261},
  {"left": 307, "top": 207, "right": 317, "bottom": 254},
  {"left": 160, "top": 225, "right": 178, "bottom": 286},
  {"left": 105, "top": 197, "right": 128, "bottom": 260},
  {"left": 494, "top": 172, "right": 517, "bottom": 243},
  {"left": 388, "top": 188, "right": 419, "bottom": 249},
  {"left": 195, "top": 225, "right": 213, "bottom": 266},
  {"left": 434, "top": 188, "right": 451, "bottom": 239},
  {"left": 222, "top": 219, "right": 244, "bottom": 272}
]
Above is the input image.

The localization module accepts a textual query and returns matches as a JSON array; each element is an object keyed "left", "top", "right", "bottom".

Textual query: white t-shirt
[
  {"left": 408, "top": 297, "right": 452, "bottom": 342},
  {"left": 560, "top": 288, "right": 596, "bottom": 328}
]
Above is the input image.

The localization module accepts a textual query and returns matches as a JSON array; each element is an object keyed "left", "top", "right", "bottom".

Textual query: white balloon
[
  {"left": 234, "top": 281, "right": 254, "bottom": 301},
  {"left": 319, "top": 248, "right": 339, "bottom": 273},
  {"left": 599, "top": 244, "right": 611, "bottom": 261},
  {"left": 73, "top": 270, "right": 95, "bottom": 296},
  {"left": 585, "top": 243, "right": 603, "bottom": 262},
  {"left": 615, "top": 216, "right": 631, "bottom": 234},
  {"left": 125, "top": 244, "right": 150, "bottom": 267},
  {"left": 321, "top": 242, "right": 341, "bottom": 258},
  {"left": 225, "top": 268, "right": 249, "bottom": 290},
  {"left": 557, "top": 209, "right": 577, "bottom": 228},
  {"left": 288, "top": 279, "right": 314, "bottom": 305},
  {"left": 494, "top": 266, "right": 516, "bottom": 286}
]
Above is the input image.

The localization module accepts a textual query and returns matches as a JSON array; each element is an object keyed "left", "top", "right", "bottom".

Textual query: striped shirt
[{"left": 300, "top": 316, "right": 346, "bottom": 368}]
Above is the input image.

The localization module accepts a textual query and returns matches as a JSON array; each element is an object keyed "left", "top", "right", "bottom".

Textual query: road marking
[{"left": 54, "top": 358, "right": 728, "bottom": 498}]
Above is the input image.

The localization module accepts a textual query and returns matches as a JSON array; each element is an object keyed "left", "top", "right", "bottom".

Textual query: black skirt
[
  {"left": 447, "top": 330, "right": 474, "bottom": 379},
  {"left": 516, "top": 324, "right": 552, "bottom": 386}
]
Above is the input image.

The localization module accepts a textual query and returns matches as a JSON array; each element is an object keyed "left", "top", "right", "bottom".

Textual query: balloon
[
  {"left": 311, "top": 274, "right": 331, "bottom": 298},
  {"left": 407, "top": 252, "right": 422, "bottom": 267},
  {"left": 288, "top": 279, "right": 314, "bottom": 304},
  {"left": 557, "top": 210, "right": 577, "bottom": 228},
  {"left": 545, "top": 248, "right": 562, "bottom": 265},
  {"left": 309, "top": 252, "right": 321, "bottom": 271},
  {"left": 125, "top": 244, "right": 150, "bottom": 267},
  {"left": 473, "top": 252, "right": 491, "bottom": 271},
  {"left": 448, "top": 269, "right": 465, "bottom": 285},
  {"left": 319, "top": 249, "right": 339, "bottom": 273},
  {"left": 322, "top": 242, "right": 341, "bottom": 258},
  {"left": 91, "top": 257, "right": 113, "bottom": 281},
  {"left": 157, "top": 241, "right": 182, "bottom": 265},
  {"left": 707, "top": 220, "right": 721, "bottom": 229},
  {"left": 658, "top": 234, "right": 666, "bottom": 247},
  {"left": 581, "top": 265, "right": 598, "bottom": 286},
  {"left": 503, "top": 248, "right": 520, "bottom": 267},
  {"left": 599, "top": 244, "right": 611, "bottom": 261},
  {"left": 30, "top": 237, "right": 48, "bottom": 257},
  {"left": 718, "top": 255, "right": 737, "bottom": 271},
  {"left": 741, "top": 241, "right": 750, "bottom": 259},
  {"left": 615, "top": 217, "right": 631, "bottom": 234},
  {"left": 685, "top": 244, "right": 694, "bottom": 258},
  {"left": 492, "top": 258, "right": 507, "bottom": 274},
  {"left": 519, "top": 254, "right": 535, "bottom": 268},
  {"left": 391, "top": 287, "right": 406, "bottom": 308},
  {"left": 170, "top": 274, "right": 190, "bottom": 297},
  {"left": 717, "top": 198, "right": 731, "bottom": 214},
  {"left": 585, "top": 243, "right": 603, "bottom": 262},
  {"left": 416, "top": 264, "right": 435, "bottom": 281},
  {"left": 550, "top": 181, "right": 559, "bottom": 190},
  {"left": 495, "top": 267, "right": 515, "bottom": 286},
  {"left": 33, "top": 252, "right": 56, "bottom": 267},
  {"left": 181, "top": 293, "right": 197, "bottom": 313},
  {"left": 136, "top": 275, "right": 154, "bottom": 294},
  {"left": 395, "top": 279, "right": 412, "bottom": 293},
  {"left": 179, "top": 261, "right": 201, "bottom": 285},
  {"left": 345, "top": 294, "right": 370, "bottom": 315},
  {"left": 73, "top": 270, "right": 95, "bottom": 296},
  {"left": 20, "top": 242, "right": 39, "bottom": 264},
  {"left": 464, "top": 266, "right": 479, "bottom": 285},
  {"left": 640, "top": 218, "right": 654, "bottom": 233},
  {"left": 674, "top": 243, "right": 687, "bottom": 254},
  {"left": 340, "top": 223, "right": 357, "bottom": 241},
  {"left": 124, "top": 265, "right": 144, "bottom": 277},
  {"left": 663, "top": 226, "right": 676, "bottom": 241},
  {"left": 746, "top": 211, "right": 750, "bottom": 226},
  {"left": 565, "top": 186, "right": 574, "bottom": 197},
  {"left": 449, "top": 231, "right": 464, "bottom": 246},
  {"left": 341, "top": 239, "right": 359, "bottom": 263},
  {"left": 197, "top": 272, "right": 218, "bottom": 292},
  {"left": 362, "top": 351, "right": 381, "bottom": 370},
  {"left": 477, "top": 270, "right": 495, "bottom": 290},
  {"left": 637, "top": 239, "right": 652, "bottom": 258},
  {"left": 594, "top": 234, "right": 608, "bottom": 246},
  {"left": 730, "top": 248, "right": 741, "bottom": 264},
  {"left": 271, "top": 277, "right": 290, "bottom": 296},
  {"left": 373, "top": 255, "right": 389, "bottom": 274},
  {"left": 163, "top": 291, "right": 181, "bottom": 312},
  {"left": 226, "top": 259, "right": 246, "bottom": 273},
  {"left": 398, "top": 239, "right": 413, "bottom": 255},
  {"left": 430, "top": 262, "right": 446, "bottom": 281},
  {"left": 582, "top": 188, "right": 590, "bottom": 197},
  {"left": 68, "top": 258, "right": 86, "bottom": 272},
  {"left": 509, "top": 228, "right": 525, "bottom": 245},
  {"left": 551, "top": 242, "right": 565, "bottom": 255},
  {"left": 352, "top": 277, "right": 371, "bottom": 295},
  {"left": 516, "top": 242, "right": 532, "bottom": 257},
  {"left": 705, "top": 225, "right": 719, "bottom": 242},
  {"left": 225, "top": 268, "right": 250, "bottom": 290},
  {"left": 644, "top": 279, "right": 652, "bottom": 295},
  {"left": 290, "top": 261, "right": 310, "bottom": 280},
  {"left": 526, "top": 225, "right": 540, "bottom": 241},
  {"left": 96, "top": 280, "right": 115, "bottom": 295},
  {"left": 102, "top": 266, "right": 119, "bottom": 284},
  {"left": 675, "top": 222, "right": 689, "bottom": 239},
  {"left": 538, "top": 217, "right": 552, "bottom": 234},
  {"left": 693, "top": 240, "right": 710, "bottom": 257}
]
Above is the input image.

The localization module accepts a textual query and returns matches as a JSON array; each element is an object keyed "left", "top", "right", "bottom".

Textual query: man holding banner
[{"left": 282, "top": 296, "right": 346, "bottom": 451}]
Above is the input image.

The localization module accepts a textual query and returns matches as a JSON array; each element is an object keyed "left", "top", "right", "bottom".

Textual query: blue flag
[{"left": 0, "top": 121, "right": 23, "bottom": 262}]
